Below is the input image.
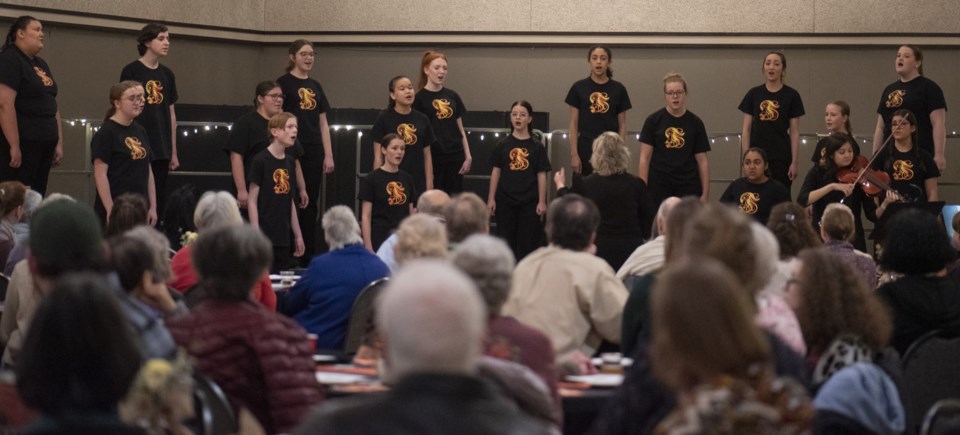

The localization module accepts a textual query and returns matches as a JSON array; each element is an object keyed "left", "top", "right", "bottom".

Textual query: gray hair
[
  {"left": 394, "top": 214, "right": 447, "bottom": 266},
  {"left": 193, "top": 191, "right": 242, "bottom": 231},
  {"left": 20, "top": 189, "right": 42, "bottom": 223},
  {"left": 193, "top": 225, "right": 272, "bottom": 301},
  {"left": 417, "top": 190, "right": 450, "bottom": 217},
  {"left": 378, "top": 260, "right": 486, "bottom": 380},
  {"left": 123, "top": 225, "right": 172, "bottom": 282},
  {"left": 449, "top": 234, "right": 515, "bottom": 314},
  {"left": 443, "top": 192, "right": 489, "bottom": 243},
  {"left": 651, "top": 196, "right": 681, "bottom": 238},
  {"left": 322, "top": 205, "right": 362, "bottom": 250},
  {"left": 38, "top": 192, "right": 74, "bottom": 207},
  {"left": 749, "top": 222, "right": 780, "bottom": 290}
]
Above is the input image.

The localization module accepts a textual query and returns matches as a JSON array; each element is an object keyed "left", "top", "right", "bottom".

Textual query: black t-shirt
[
  {"left": 565, "top": 77, "right": 631, "bottom": 143},
  {"left": 639, "top": 108, "right": 710, "bottom": 189},
  {"left": 0, "top": 46, "right": 58, "bottom": 142},
  {"left": 877, "top": 147, "right": 940, "bottom": 202},
  {"left": 738, "top": 84, "right": 805, "bottom": 161},
  {"left": 277, "top": 72, "right": 331, "bottom": 147},
  {"left": 371, "top": 108, "right": 436, "bottom": 196},
  {"left": 248, "top": 149, "right": 296, "bottom": 247},
  {"left": 413, "top": 87, "right": 466, "bottom": 156},
  {"left": 91, "top": 119, "right": 154, "bottom": 199},
  {"left": 876, "top": 76, "right": 947, "bottom": 156},
  {"left": 226, "top": 111, "right": 303, "bottom": 177},
  {"left": 120, "top": 60, "right": 178, "bottom": 160},
  {"left": 358, "top": 168, "right": 415, "bottom": 233},
  {"left": 720, "top": 177, "right": 791, "bottom": 225},
  {"left": 489, "top": 135, "right": 552, "bottom": 206}
]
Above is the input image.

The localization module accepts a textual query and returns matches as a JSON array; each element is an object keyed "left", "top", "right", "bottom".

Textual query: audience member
[
  {"left": 294, "top": 260, "right": 550, "bottom": 434},
  {"left": 15, "top": 273, "right": 144, "bottom": 434},
  {"left": 766, "top": 201, "right": 821, "bottom": 296},
  {"left": 167, "top": 225, "right": 322, "bottom": 433},
  {"left": 105, "top": 193, "right": 149, "bottom": 238},
  {"left": 0, "top": 201, "right": 107, "bottom": 368},
  {"left": 820, "top": 203, "right": 878, "bottom": 288},
  {"left": 751, "top": 222, "right": 806, "bottom": 355},
  {"left": 159, "top": 183, "right": 199, "bottom": 251},
  {"left": 0, "top": 181, "right": 26, "bottom": 267},
  {"left": 443, "top": 191, "right": 489, "bottom": 248},
  {"left": 377, "top": 189, "right": 449, "bottom": 272},
  {"left": 503, "top": 194, "right": 627, "bottom": 373},
  {"left": 616, "top": 196, "right": 679, "bottom": 280},
  {"left": 393, "top": 213, "right": 447, "bottom": 265},
  {"left": 282, "top": 205, "right": 389, "bottom": 350},
  {"left": 877, "top": 208, "right": 960, "bottom": 355},
  {"left": 3, "top": 188, "right": 44, "bottom": 276}
]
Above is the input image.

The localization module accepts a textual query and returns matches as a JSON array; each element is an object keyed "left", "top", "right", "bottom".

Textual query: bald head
[
  {"left": 417, "top": 190, "right": 450, "bottom": 217},
  {"left": 654, "top": 196, "right": 681, "bottom": 237},
  {"left": 378, "top": 260, "right": 486, "bottom": 380}
]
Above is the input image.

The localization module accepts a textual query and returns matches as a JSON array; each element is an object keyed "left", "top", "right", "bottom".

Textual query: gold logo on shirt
[
  {"left": 272, "top": 169, "right": 290, "bottom": 194},
  {"left": 125, "top": 137, "right": 147, "bottom": 160},
  {"left": 664, "top": 127, "right": 685, "bottom": 149},
  {"left": 298, "top": 88, "right": 317, "bottom": 110},
  {"left": 33, "top": 67, "right": 53, "bottom": 87},
  {"left": 819, "top": 147, "right": 827, "bottom": 167},
  {"left": 397, "top": 123, "right": 418, "bottom": 145},
  {"left": 433, "top": 99, "right": 453, "bottom": 120},
  {"left": 589, "top": 92, "right": 610, "bottom": 114},
  {"left": 759, "top": 100, "right": 780, "bottom": 121},
  {"left": 739, "top": 192, "right": 760, "bottom": 215},
  {"left": 886, "top": 90, "right": 905, "bottom": 109},
  {"left": 508, "top": 148, "right": 530, "bottom": 171},
  {"left": 892, "top": 160, "right": 914, "bottom": 181},
  {"left": 145, "top": 80, "right": 164, "bottom": 104},
  {"left": 386, "top": 181, "right": 407, "bottom": 205}
]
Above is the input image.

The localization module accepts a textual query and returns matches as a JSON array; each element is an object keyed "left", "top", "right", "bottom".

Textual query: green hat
[{"left": 29, "top": 201, "right": 103, "bottom": 268}]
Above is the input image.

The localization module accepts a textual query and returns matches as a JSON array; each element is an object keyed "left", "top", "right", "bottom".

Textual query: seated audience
[
  {"left": 0, "top": 201, "right": 108, "bottom": 368},
  {"left": 294, "top": 260, "right": 550, "bottom": 434},
  {"left": 0, "top": 181, "right": 26, "bottom": 268},
  {"left": 616, "top": 196, "right": 679, "bottom": 280},
  {"left": 393, "top": 213, "right": 448, "bottom": 265},
  {"left": 877, "top": 208, "right": 960, "bottom": 355},
  {"left": 766, "top": 202, "right": 821, "bottom": 296},
  {"left": 503, "top": 193, "right": 628, "bottom": 373},
  {"left": 108, "top": 226, "right": 187, "bottom": 360},
  {"left": 282, "top": 205, "right": 389, "bottom": 350},
  {"left": 15, "top": 273, "right": 144, "bottom": 435},
  {"left": 785, "top": 249, "right": 904, "bottom": 433},
  {"left": 167, "top": 225, "right": 323, "bottom": 434},
  {"left": 751, "top": 222, "right": 806, "bottom": 355},
  {"left": 3, "top": 189, "right": 45, "bottom": 276},
  {"left": 377, "top": 189, "right": 449, "bottom": 272},
  {"left": 450, "top": 234, "right": 561, "bottom": 423},
  {"left": 159, "top": 183, "right": 200, "bottom": 251},
  {"left": 168, "top": 191, "right": 275, "bottom": 310},
  {"left": 105, "top": 193, "right": 149, "bottom": 238},
  {"left": 650, "top": 257, "right": 813, "bottom": 433},
  {"left": 820, "top": 203, "right": 878, "bottom": 288},
  {"left": 443, "top": 191, "right": 489, "bottom": 249}
]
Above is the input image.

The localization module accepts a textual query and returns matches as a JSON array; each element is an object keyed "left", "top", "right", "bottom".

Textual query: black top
[
  {"left": 877, "top": 274, "right": 960, "bottom": 356},
  {"left": 720, "top": 177, "right": 791, "bottom": 225},
  {"left": 413, "top": 87, "right": 466, "bottom": 156},
  {"left": 90, "top": 119, "right": 154, "bottom": 199},
  {"left": 226, "top": 111, "right": 303, "bottom": 177},
  {"left": 875, "top": 146, "right": 939, "bottom": 202},
  {"left": 120, "top": 60, "right": 178, "bottom": 160},
  {"left": 876, "top": 76, "right": 947, "bottom": 157},
  {"left": 796, "top": 166, "right": 877, "bottom": 251},
  {"left": 371, "top": 108, "right": 436, "bottom": 196},
  {"left": 738, "top": 84, "right": 805, "bottom": 161},
  {"left": 0, "top": 46, "right": 58, "bottom": 142},
  {"left": 277, "top": 72, "right": 331, "bottom": 147},
  {"left": 810, "top": 133, "right": 859, "bottom": 165},
  {"left": 358, "top": 168, "right": 415, "bottom": 233},
  {"left": 565, "top": 172, "right": 655, "bottom": 240},
  {"left": 565, "top": 77, "right": 631, "bottom": 140},
  {"left": 489, "top": 135, "right": 552, "bottom": 206},
  {"left": 639, "top": 108, "right": 710, "bottom": 189},
  {"left": 248, "top": 149, "right": 296, "bottom": 247}
]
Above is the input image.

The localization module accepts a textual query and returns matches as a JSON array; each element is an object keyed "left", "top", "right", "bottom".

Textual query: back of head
[
  {"left": 651, "top": 257, "right": 770, "bottom": 392},
  {"left": 651, "top": 196, "right": 681, "bottom": 238},
  {"left": 416, "top": 189, "right": 450, "bottom": 217},
  {"left": 108, "top": 234, "right": 156, "bottom": 293},
  {"left": 678, "top": 203, "right": 764, "bottom": 298},
  {"left": 663, "top": 196, "right": 704, "bottom": 261},
  {"left": 590, "top": 132, "right": 629, "bottom": 176},
  {"left": 394, "top": 214, "right": 447, "bottom": 265},
  {"left": 322, "top": 205, "right": 362, "bottom": 250},
  {"left": 16, "top": 273, "right": 141, "bottom": 415},
  {"left": 106, "top": 193, "right": 148, "bottom": 238},
  {"left": 750, "top": 222, "right": 781, "bottom": 290},
  {"left": 123, "top": 225, "right": 172, "bottom": 282},
  {"left": 821, "top": 203, "right": 855, "bottom": 242},
  {"left": 161, "top": 184, "right": 200, "bottom": 235},
  {"left": 29, "top": 200, "right": 106, "bottom": 279},
  {"left": 0, "top": 180, "right": 25, "bottom": 218},
  {"left": 449, "top": 234, "right": 515, "bottom": 314},
  {"left": 193, "top": 191, "right": 242, "bottom": 231},
  {"left": 880, "top": 209, "right": 955, "bottom": 275},
  {"left": 443, "top": 192, "right": 488, "bottom": 243},
  {"left": 193, "top": 225, "right": 272, "bottom": 301},
  {"left": 546, "top": 194, "right": 600, "bottom": 251},
  {"left": 20, "top": 189, "right": 41, "bottom": 223},
  {"left": 767, "top": 202, "right": 821, "bottom": 258},
  {"left": 795, "top": 249, "right": 891, "bottom": 354},
  {"left": 378, "top": 260, "right": 486, "bottom": 379}
]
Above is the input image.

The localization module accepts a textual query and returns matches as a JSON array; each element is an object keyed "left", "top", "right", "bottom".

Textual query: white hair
[
  {"left": 21, "top": 189, "right": 42, "bottom": 223},
  {"left": 193, "top": 191, "right": 242, "bottom": 231},
  {"left": 123, "top": 225, "right": 172, "bottom": 282},
  {"left": 449, "top": 234, "right": 515, "bottom": 313},
  {"left": 750, "top": 221, "right": 780, "bottom": 289},
  {"left": 322, "top": 205, "right": 362, "bottom": 250},
  {"left": 378, "top": 260, "right": 486, "bottom": 380}
]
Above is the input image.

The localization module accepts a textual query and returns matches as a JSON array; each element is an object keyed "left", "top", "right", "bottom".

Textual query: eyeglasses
[
  {"left": 126, "top": 95, "right": 145, "bottom": 103},
  {"left": 298, "top": 52, "right": 316, "bottom": 58},
  {"left": 665, "top": 91, "right": 686, "bottom": 97},
  {"left": 265, "top": 93, "right": 284, "bottom": 100}
]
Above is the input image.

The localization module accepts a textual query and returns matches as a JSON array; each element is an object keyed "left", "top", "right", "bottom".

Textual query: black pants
[
  {"left": 647, "top": 177, "right": 703, "bottom": 206},
  {"left": 433, "top": 151, "right": 464, "bottom": 194},
  {"left": 494, "top": 200, "right": 544, "bottom": 261},
  {"left": 151, "top": 159, "right": 169, "bottom": 218},
  {"left": 577, "top": 137, "right": 595, "bottom": 176},
  {"left": 768, "top": 159, "right": 792, "bottom": 191},
  {"left": 296, "top": 146, "right": 325, "bottom": 265},
  {"left": 0, "top": 139, "right": 57, "bottom": 195},
  {"left": 272, "top": 245, "right": 293, "bottom": 273}
]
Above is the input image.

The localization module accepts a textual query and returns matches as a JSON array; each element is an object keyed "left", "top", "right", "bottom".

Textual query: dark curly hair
[
  {"left": 880, "top": 209, "right": 955, "bottom": 274},
  {"left": 795, "top": 249, "right": 891, "bottom": 355},
  {"left": 767, "top": 202, "right": 820, "bottom": 259}
]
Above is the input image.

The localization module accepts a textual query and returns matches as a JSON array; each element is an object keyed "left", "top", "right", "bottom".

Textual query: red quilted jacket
[{"left": 168, "top": 300, "right": 323, "bottom": 433}]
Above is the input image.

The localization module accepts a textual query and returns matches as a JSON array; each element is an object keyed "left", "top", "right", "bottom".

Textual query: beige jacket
[{"left": 0, "top": 260, "right": 40, "bottom": 367}]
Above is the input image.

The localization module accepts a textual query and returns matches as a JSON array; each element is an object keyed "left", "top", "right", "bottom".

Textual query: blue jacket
[{"left": 282, "top": 243, "right": 389, "bottom": 350}]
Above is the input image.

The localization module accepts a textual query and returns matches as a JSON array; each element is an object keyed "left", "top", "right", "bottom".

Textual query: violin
[{"left": 836, "top": 155, "right": 917, "bottom": 203}]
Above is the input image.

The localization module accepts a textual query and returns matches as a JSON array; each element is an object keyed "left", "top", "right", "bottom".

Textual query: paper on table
[
  {"left": 315, "top": 372, "right": 373, "bottom": 385},
  {"left": 565, "top": 374, "right": 624, "bottom": 387}
]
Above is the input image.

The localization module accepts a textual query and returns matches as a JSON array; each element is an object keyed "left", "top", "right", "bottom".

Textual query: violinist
[
  {"left": 874, "top": 109, "right": 939, "bottom": 218},
  {"left": 798, "top": 135, "right": 876, "bottom": 251}
]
